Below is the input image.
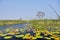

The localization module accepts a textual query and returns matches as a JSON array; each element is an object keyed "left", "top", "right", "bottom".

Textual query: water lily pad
[{"left": 4, "top": 36, "right": 12, "bottom": 39}]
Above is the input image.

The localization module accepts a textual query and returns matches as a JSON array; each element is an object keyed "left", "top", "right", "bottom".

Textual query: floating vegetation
[{"left": 0, "top": 27, "right": 60, "bottom": 40}]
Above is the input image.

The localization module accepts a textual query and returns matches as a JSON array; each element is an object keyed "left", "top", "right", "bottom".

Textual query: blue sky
[{"left": 0, "top": 0, "right": 60, "bottom": 20}]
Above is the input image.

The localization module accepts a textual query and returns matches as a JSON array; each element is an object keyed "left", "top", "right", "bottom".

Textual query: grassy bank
[
  {"left": 0, "top": 20, "right": 27, "bottom": 26},
  {"left": 30, "top": 20, "right": 60, "bottom": 31}
]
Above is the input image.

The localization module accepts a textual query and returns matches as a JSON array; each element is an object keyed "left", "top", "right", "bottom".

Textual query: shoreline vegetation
[
  {"left": 0, "top": 19, "right": 60, "bottom": 26},
  {"left": 30, "top": 19, "right": 60, "bottom": 32},
  {"left": 0, "top": 20, "right": 27, "bottom": 26}
]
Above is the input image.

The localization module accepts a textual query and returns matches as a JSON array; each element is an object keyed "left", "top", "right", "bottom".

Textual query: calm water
[{"left": 0, "top": 22, "right": 29, "bottom": 30}]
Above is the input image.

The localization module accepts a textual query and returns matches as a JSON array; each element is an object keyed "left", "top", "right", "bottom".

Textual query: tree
[
  {"left": 19, "top": 18, "right": 22, "bottom": 20},
  {"left": 36, "top": 11, "right": 45, "bottom": 20}
]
